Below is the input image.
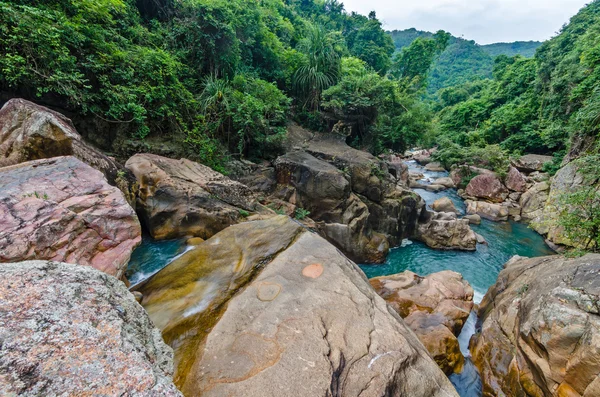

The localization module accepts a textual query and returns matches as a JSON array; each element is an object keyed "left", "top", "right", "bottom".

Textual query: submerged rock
[
  {"left": 370, "top": 270, "right": 474, "bottom": 374},
  {"left": 465, "top": 174, "right": 509, "bottom": 203},
  {"left": 137, "top": 216, "right": 458, "bottom": 397},
  {"left": 471, "top": 254, "right": 600, "bottom": 397},
  {"left": 0, "top": 260, "right": 181, "bottom": 396},
  {"left": 126, "top": 153, "right": 257, "bottom": 240},
  {"left": 0, "top": 156, "right": 141, "bottom": 278},
  {"left": 0, "top": 98, "right": 136, "bottom": 204}
]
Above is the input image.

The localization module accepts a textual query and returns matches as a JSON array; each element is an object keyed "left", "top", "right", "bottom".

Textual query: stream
[{"left": 126, "top": 160, "right": 555, "bottom": 396}]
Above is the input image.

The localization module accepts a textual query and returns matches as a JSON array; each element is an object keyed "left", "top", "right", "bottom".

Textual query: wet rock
[
  {"left": 432, "top": 197, "right": 458, "bottom": 213},
  {"left": 0, "top": 98, "right": 137, "bottom": 204},
  {"left": 465, "top": 174, "right": 509, "bottom": 203},
  {"left": 0, "top": 260, "right": 181, "bottom": 396},
  {"left": 137, "top": 216, "right": 458, "bottom": 397},
  {"left": 126, "top": 153, "right": 257, "bottom": 240},
  {"left": 370, "top": 270, "right": 474, "bottom": 374},
  {"left": 416, "top": 212, "right": 477, "bottom": 251},
  {"left": 465, "top": 200, "right": 509, "bottom": 222},
  {"left": 505, "top": 166, "right": 527, "bottom": 192},
  {"left": 511, "top": 154, "right": 554, "bottom": 172},
  {"left": 471, "top": 254, "right": 600, "bottom": 397},
  {"left": 0, "top": 156, "right": 141, "bottom": 278},
  {"left": 425, "top": 162, "right": 445, "bottom": 172},
  {"left": 475, "top": 233, "right": 487, "bottom": 245}
]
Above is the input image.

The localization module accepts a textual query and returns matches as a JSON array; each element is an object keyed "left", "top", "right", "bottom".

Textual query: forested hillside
[{"left": 389, "top": 29, "right": 541, "bottom": 95}]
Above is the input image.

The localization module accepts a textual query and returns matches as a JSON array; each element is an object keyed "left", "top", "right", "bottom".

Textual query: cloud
[{"left": 341, "top": 0, "right": 590, "bottom": 44}]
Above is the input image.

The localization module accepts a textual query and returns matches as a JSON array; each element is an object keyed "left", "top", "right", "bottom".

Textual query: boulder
[
  {"left": 126, "top": 153, "right": 257, "bottom": 240},
  {"left": 471, "top": 254, "right": 600, "bottom": 397},
  {"left": 370, "top": 271, "right": 474, "bottom": 374},
  {"left": 464, "top": 214, "right": 481, "bottom": 225},
  {"left": 434, "top": 177, "right": 456, "bottom": 188},
  {"left": 385, "top": 154, "right": 410, "bottom": 186},
  {"left": 432, "top": 197, "right": 458, "bottom": 213},
  {"left": 425, "top": 184, "right": 447, "bottom": 192},
  {"left": 0, "top": 156, "right": 141, "bottom": 278},
  {"left": 274, "top": 151, "right": 388, "bottom": 262},
  {"left": 0, "top": 98, "right": 136, "bottom": 204},
  {"left": 416, "top": 211, "right": 477, "bottom": 251},
  {"left": 0, "top": 260, "right": 181, "bottom": 396},
  {"left": 137, "top": 216, "right": 458, "bottom": 397},
  {"left": 505, "top": 166, "right": 527, "bottom": 192},
  {"left": 519, "top": 181, "right": 550, "bottom": 222},
  {"left": 465, "top": 174, "right": 509, "bottom": 203},
  {"left": 465, "top": 200, "right": 509, "bottom": 222},
  {"left": 450, "top": 165, "right": 494, "bottom": 188},
  {"left": 511, "top": 154, "right": 554, "bottom": 172},
  {"left": 425, "top": 162, "right": 445, "bottom": 172}
]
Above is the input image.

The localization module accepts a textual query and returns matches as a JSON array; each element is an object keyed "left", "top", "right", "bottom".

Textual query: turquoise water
[
  {"left": 359, "top": 161, "right": 556, "bottom": 397},
  {"left": 126, "top": 237, "right": 188, "bottom": 286}
]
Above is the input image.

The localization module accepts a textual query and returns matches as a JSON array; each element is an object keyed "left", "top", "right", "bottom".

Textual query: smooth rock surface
[
  {"left": 126, "top": 153, "right": 257, "bottom": 240},
  {"left": 435, "top": 177, "right": 457, "bottom": 188},
  {"left": 425, "top": 162, "right": 446, "bottom": 172},
  {"left": 471, "top": 254, "right": 600, "bottom": 397},
  {"left": 465, "top": 200, "right": 509, "bottom": 222},
  {"left": 465, "top": 174, "right": 509, "bottom": 203},
  {"left": 0, "top": 156, "right": 141, "bottom": 278},
  {"left": 0, "top": 260, "right": 181, "bottom": 396},
  {"left": 370, "top": 271, "right": 474, "bottom": 374},
  {"left": 137, "top": 216, "right": 459, "bottom": 397},
  {"left": 0, "top": 98, "right": 136, "bottom": 203},
  {"left": 432, "top": 197, "right": 458, "bottom": 213},
  {"left": 416, "top": 212, "right": 477, "bottom": 251}
]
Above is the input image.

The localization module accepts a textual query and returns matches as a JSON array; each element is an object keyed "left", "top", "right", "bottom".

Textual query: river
[{"left": 126, "top": 160, "right": 555, "bottom": 396}]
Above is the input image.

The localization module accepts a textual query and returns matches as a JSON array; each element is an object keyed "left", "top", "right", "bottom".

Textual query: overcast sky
[{"left": 341, "top": 0, "right": 591, "bottom": 44}]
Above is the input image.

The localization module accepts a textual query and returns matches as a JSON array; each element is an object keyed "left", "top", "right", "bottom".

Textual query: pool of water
[
  {"left": 126, "top": 237, "right": 188, "bottom": 287},
  {"left": 359, "top": 161, "right": 555, "bottom": 397}
]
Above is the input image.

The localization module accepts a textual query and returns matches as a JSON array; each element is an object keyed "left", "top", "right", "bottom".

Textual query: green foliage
[
  {"left": 481, "top": 41, "right": 542, "bottom": 58},
  {"left": 558, "top": 155, "right": 600, "bottom": 251},
  {"left": 294, "top": 207, "right": 310, "bottom": 220},
  {"left": 432, "top": 141, "right": 510, "bottom": 174},
  {"left": 238, "top": 209, "right": 250, "bottom": 217}
]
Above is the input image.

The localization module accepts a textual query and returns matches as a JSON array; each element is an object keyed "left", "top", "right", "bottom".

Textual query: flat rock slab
[
  {"left": 0, "top": 156, "right": 141, "bottom": 278},
  {"left": 0, "top": 261, "right": 181, "bottom": 396},
  {"left": 138, "top": 216, "right": 458, "bottom": 397}
]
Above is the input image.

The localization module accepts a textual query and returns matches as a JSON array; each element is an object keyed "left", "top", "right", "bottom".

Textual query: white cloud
[{"left": 341, "top": 0, "right": 590, "bottom": 44}]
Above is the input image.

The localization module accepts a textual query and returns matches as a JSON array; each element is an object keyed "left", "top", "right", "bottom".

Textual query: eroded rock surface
[
  {"left": 465, "top": 174, "right": 509, "bottom": 203},
  {"left": 417, "top": 211, "right": 477, "bottom": 251},
  {"left": 0, "top": 260, "right": 181, "bottom": 396},
  {"left": 126, "top": 153, "right": 257, "bottom": 240},
  {"left": 505, "top": 166, "right": 527, "bottom": 192},
  {"left": 471, "top": 254, "right": 600, "bottom": 397},
  {"left": 370, "top": 271, "right": 474, "bottom": 374},
  {"left": 137, "top": 216, "right": 459, "bottom": 397},
  {"left": 0, "top": 98, "right": 136, "bottom": 203},
  {"left": 0, "top": 156, "right": 141, "bottom": 278}
]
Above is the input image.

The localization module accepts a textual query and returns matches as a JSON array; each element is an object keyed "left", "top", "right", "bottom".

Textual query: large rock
[
  {"left": 274, "top": 150, "right": 389, "bottom": 262},
  {"left": 465, "top": 174, "right": 509, "bottom": 203},
  {"left": 425, "top": 162, "right": 445, "bottom": 172},
  {"left": 471, "top": 254, "right": 600, "bottom": 397},
  {"left": 465, "top": 200, "right": 509, "bottom": 222},
  {"left": 370, "top": 271, "right": 474, "bottom": 374},
  {"left": 0, "top": 156, "right": 141, "bottom": 278},
  {"left": 432, "top": 197, "right": 458, "bottom": 213},
  {"left": 416, "top": 211, "right": 477, "bottom": 251},
  {"left": 126, "top": 153, "right": 257, "bottom": 240},
  {"left": 0, "top": 260, "right": 181, "bottom": 396},
  {"left": 512, "top": 154, "right": 554, "bottom": 173},
  {"left": 435, "top": 177, "right": 456, "bottom": 188},
  {"left": 505, "top": 166, "right": 527, "bottom": 192},
  {"left": 450, "top": 165, "right": 494, "bottom": 188},
  {"left": 137, "top": 216, "right": 458, "bottom": 397},
  {"left": 519, "top": 181, "right": 550, "bottom": 222},
  {"left": 0, "top": 98, "right": 136, "bottom": 204}
]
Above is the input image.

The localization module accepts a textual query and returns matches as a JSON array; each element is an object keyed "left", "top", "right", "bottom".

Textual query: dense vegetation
[{"left": 389, "top": 29, "right": 541, "bottom": 95}]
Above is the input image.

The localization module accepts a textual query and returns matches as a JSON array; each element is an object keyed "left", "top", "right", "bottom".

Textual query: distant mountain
[
  {"left": 388, "top": 29, "right": 542, "bottom": 94},
  {"left": 481, "top": 41, "right": 542, "bottom": 58}
]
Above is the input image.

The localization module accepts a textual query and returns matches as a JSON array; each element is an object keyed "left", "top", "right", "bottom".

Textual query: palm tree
[{"left": 293, "top": 24, "right": 341, "bottom": 110}]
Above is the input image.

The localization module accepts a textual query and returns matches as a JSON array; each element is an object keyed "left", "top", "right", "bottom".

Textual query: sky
[{"left": 341, "top": 0, "right": 591, "bottom": 44}]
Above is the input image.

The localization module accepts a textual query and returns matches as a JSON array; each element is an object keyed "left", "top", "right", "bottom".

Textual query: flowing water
[
  {"left": 126, "top": 160, "right": 555, "bottom": 396},
  {"left": 359, "top": 161, "right": 555, "bottom": 396}
]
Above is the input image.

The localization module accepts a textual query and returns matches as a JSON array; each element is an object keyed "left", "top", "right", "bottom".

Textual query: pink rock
[
  {"left": 465, "top": 174, "right": 509, "bottom": 203},
  {"left": 0, "top": 156, "right": 141, "bottom": 278},
  {"left": 505, "top": 166, "right": 527, "bottom": 192}
]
